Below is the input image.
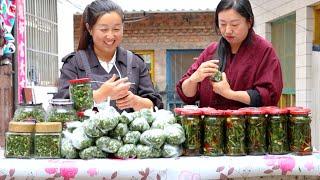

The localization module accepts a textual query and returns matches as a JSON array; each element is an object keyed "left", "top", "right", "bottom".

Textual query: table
[{"left": 0, "top": 150, "right": 320, "bottom": 179}]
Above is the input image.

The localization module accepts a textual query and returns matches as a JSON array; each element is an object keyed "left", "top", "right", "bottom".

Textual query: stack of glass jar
[
  {"left": 174, "top": 106, "right": 313, "bottom": 156},
  {"left": 5, "top": 121, "right": 62, "bottom": 159},
  {"left": 47, "top": 99, "right": 77, "bottom": 124},
  {"left": 13, "top": 103, "right": 46, "bottom": 123}
]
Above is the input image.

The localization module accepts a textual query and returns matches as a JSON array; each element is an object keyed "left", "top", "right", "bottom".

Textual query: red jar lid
[
  {"left": 238, "top": 107, "right": 259, "bottom": 115},
  {"left": 69, "top": 78, "right": 91, "bottom": 84},
  {"left": 290, "top": 108, "right": 311, "bottom": 115},
  {"left": 224, "top": 109, "right": 246, "bottom": 116},
  {"left": 284, "top": 106, "right": 304, "bottom": 113},
  {"left": 181, "top": 109, "right": 202, "bottom": 116},
  {"left": 173, "top": 107, "right": 183, "bottom": 115},
  {"left": 246, "top": 108, "right": 266, "bottom": 115},
  {"left": 202, "top": 108, "right": 224, "bottom": 116},
  {"left": 268, "top": 108, "right": 288, "bottom": 115}
]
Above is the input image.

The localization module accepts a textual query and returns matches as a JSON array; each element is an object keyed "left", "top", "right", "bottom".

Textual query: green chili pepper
[
  {"left": 203, "top": 116, "right": 225, "bottom": 156},
  {"left": 34, "top": 134, "right": 61, "bottom": 158},
  {"left": 225, "top": 116, "right": 246, "bottom": 156},
  {"left": 247, "top": 115, "right": 267, "bottom": 155},
  {"left": 268, "top": 114, "right": 288, "bottom": 154},
  {"left": 210, "top": 71, "right": 222, "bottom": 82},
  {"left": 181, "top": 115, "right": 201, "bottom": 156},
  {"left": 5, "top": 133, "right": 33, "bottom": 158}
]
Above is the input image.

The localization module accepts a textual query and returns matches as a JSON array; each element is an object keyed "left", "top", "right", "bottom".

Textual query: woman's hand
[
  {"left": 93, "top": 74, "right": 131, "bottom": 103},
  {"left": 115, "top": 91, "right": 138, "bottom": 110},
  {"left": 212, "top": 72, "right": 233, "bottom": 98},
  {"left": 190, "top": 60, "right": 219, "bottom": 83}
]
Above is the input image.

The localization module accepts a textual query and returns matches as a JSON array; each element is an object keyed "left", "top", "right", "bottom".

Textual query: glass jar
[
  {"left": 13, "top": 103, "right": 46, "bottom": 123},
  {"left": 69, "top": 78, "right": 93, "bottom": 111},
  {"left": 5, "top": 122, "right": 35, "bottom": 158},
  {"left": 202, "top": 108, "right": 225, "bottom": 156},
  {"left": 47, "top": 99, "right": 77, "bottom": 123},
  {"left": 181, "top": 108, "right": 202, "bottom": 156},
  {"left": 288, "top": 108, "right": 312, "bottom": 155},
  {"left": 34, "top": 122, "right": 62, "bottom": 158},
  {"left": 266, "top": 108, "right": 289, "bottom": 155},
  {"left": 225, "top": 110, "right": 246, "bottom": 156},
  {"left": 246, "top": 108, "right": 267, "bottom": 155},
  {"left": 173, "top": 107, "right": 183, "bottom": 125}
]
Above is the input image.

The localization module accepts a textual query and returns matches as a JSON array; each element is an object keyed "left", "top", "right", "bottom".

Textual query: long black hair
[
  {"left": 214, "top": 0, "right": 254, "bottom": 71},
  {"left": 77, "top": 0, "right": 124, "bottom": 50}
]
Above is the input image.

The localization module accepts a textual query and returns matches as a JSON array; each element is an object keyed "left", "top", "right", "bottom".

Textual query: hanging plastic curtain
[{"left": 0, "top": 0, "right": 16, "bottom": 56}]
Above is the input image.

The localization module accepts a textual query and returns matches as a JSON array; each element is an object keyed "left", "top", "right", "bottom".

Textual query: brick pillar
[{"left": 0, "top": 64, "right": 14, "bottom": 147}]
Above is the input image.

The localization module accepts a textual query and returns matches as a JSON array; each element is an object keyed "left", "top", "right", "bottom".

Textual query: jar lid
[
  {"left": 201, "top": 108, "right": 224, "bottom": 116},
  {"left": 50, "top": 99, "right": 73, "bottom": 105},
  {"left": 69, "top": 78, "right": 91, "bottom": 84},
  {"left": 18, "top": 103, "right": 43, "bottom": 107},
  {"left": 246, "top": 109, "right": 266, "bottom": 115},
  {"left": 267, "top": 108, "right": 288, "bottom": 115},
  {"left": 8, "top": 121, "right": 35, "bottom": 133},
  {"left": 284, "top": 106, "right": 304, "bottom": 113},
  {"left": 224, "top": 109, "right": 246, "bottom": 116},
  {"left": 181, "top": 109, "right": 202, "bottom": 116},
  {"left": 290, "top": 108, "right": 311, "bottom": 115},
  {"left": 238, "top": 107, "right": 259, "bottom": 114},
  {"left": 173, "top": 107, "right": 183, "bottom": 114},
  {"left": 35, "top": 122, "right": 62, "bottom": 133}
]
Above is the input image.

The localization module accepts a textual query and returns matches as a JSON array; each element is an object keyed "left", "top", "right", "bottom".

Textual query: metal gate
[
  {"left": 0, "top": 64, "right": 13, "bottom": 146},
  {"left": 166, "top": 49, "right": 203, "bottom": 110}
]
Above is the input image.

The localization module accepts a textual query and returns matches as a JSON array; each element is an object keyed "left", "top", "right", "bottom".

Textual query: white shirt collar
[{"left": 98, "top": 50, "right": 117, "bottom": 73}]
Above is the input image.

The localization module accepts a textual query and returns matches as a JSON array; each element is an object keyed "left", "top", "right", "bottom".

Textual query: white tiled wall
[{"left": 252, "top": 0, "right": 320, "bottom": 150}]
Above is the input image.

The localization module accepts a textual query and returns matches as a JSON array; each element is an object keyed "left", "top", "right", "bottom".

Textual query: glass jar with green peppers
[
  {"left": 224, "top": 110, "right": 246, "bottom": 156},
  {"left": 13, "top": 103, "right": 46, "bottom": 123},
  {"left": 288, "top": 108, "right": 312, "bottom": 155},
  {"left": 174, "top": 108, "right": 183, "bottom": 125},
  {"left": 34, "top": 122, "right": 62, "bottom": 158},
  {"left": 69, "top": 78, "right": 93, "bottom": 111},
  {"left": 201, "top": 108, "right": 225, "bottom": 156},
  {"left": 5, "top": 122, "right": 35, "bottom": 158},
  {"left": 246, "top": 108, "right": 267, "bottom": 155},
  {"left": 47, "top": 99, "right": 77, "bottom": 123},
  {"left": 265, "top": 108, "right": 289, "bottom": 155},
  {"left": 181, "top": 108, "right": 202, "bottom": 156}
]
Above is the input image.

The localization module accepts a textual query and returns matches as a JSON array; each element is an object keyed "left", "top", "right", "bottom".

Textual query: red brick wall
[{"left": 73, "top": 12, "right": 219, "bottom": 91}]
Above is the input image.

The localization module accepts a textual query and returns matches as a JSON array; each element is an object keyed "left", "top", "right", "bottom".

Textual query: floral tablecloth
[{"left": 0, "top": 151, "right": 320, "bottom": 179}]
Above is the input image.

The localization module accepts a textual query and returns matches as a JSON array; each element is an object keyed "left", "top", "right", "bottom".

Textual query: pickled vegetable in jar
[
  {"left": 69, "top": 78, "right": 93, "bottom": 111},
  {"left": 173, "top": 107, "right": 183, "bottom": 125},
  {"left": 224, "top": 110, "right": 246, "bottom": 156},
  {"left": 288, "top": 108, "right": 312, "bottom": 155},
  {"left": 266, "top": 108, "right": 289, "bottom": 155},
  {"left": 246, "top": 108, "right": 267, "bottom": 155},
  {"left": 13, "top": 103, "right": 46, "bottom": 123},
  {"left": 5, "top": 122, "right": 35, "bottom": 158},
  {"left": 201, "top": 108, "right": 225, "bottom": 156},
  {"left": 47, "top": 99, "right": 77, "bottom": 123},
  {"left": 181, "top": 108, "right": 202, "bottom": 156},
  {"left": 34, "top": 122, "right": 62, "bottom": 158}
]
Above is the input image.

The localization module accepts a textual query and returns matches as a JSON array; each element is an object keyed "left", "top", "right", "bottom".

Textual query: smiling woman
[{"left": 54, "top": 0, "right": 163, "bottom": 112}]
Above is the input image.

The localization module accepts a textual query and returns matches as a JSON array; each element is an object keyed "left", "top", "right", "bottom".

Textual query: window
[
  {"left": 132, "top": 50, "right": 154, "bottom": 82},
  {"left": 26, "top": 0, "right": 58, "bottom": 86},
  {"left": 271, "top": 14, "right": 296, "bottom": 107}
]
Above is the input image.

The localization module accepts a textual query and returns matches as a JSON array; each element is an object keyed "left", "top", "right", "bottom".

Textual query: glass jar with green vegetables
[
  {"left": 47, "top": 99, "right": 77, "bottom": 124},
  {"left": 288, "top": 108, "right": 312, "bottom": 155},
  {"left": 246, "top": 108, "right": 267, "bottom": 155},
  {"left": 69, "top": 78, "right": 93, "bottom": 111},
  {"left": 202, "top": 108, "right": 225, "bottom": 156},
  {"left": 5, "top": 122, "right": 35, "bottom": 158},
  {"left": 34, "top": 122, "right": 62, "bottom": 158},
  {"left": 224, "top": 110, "right": 246, "bottom": 156},
  {"left": 181, "top": 108, "right": 202, "bottom": 156},
  {"left": 265, "top": 108, "right": 289, "bottom": 155},
  {"left": 13, "top": 103, "right": 46, "bottom": 123}
]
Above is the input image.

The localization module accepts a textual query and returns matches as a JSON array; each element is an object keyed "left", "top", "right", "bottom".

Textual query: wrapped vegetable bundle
[
  {"left": 129, "top": 117, "right": 150, "bottom": 132},
  {"left": 123, "top": 131, "right": 141, "bottom": 144},
  {"left": 162, "top": 144, "right": 183, "bottom": 158},
  {"left": 79, "top": 146, "right": 106, "bottom": 159},
  {"left": 164, "top": 124, "right": 185, "bottom": 145},
  {"left": 140, "top": 129, "right": 166, "bottom": 149},
  {"left": 96, "top": 136, "right": 122, "bottom": 153},
  {"left": 115, "top": 144, "right": 136, "bottom": 159},
  {"left": 71, "top": 127, "right": 93, "bottom": 150}
]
